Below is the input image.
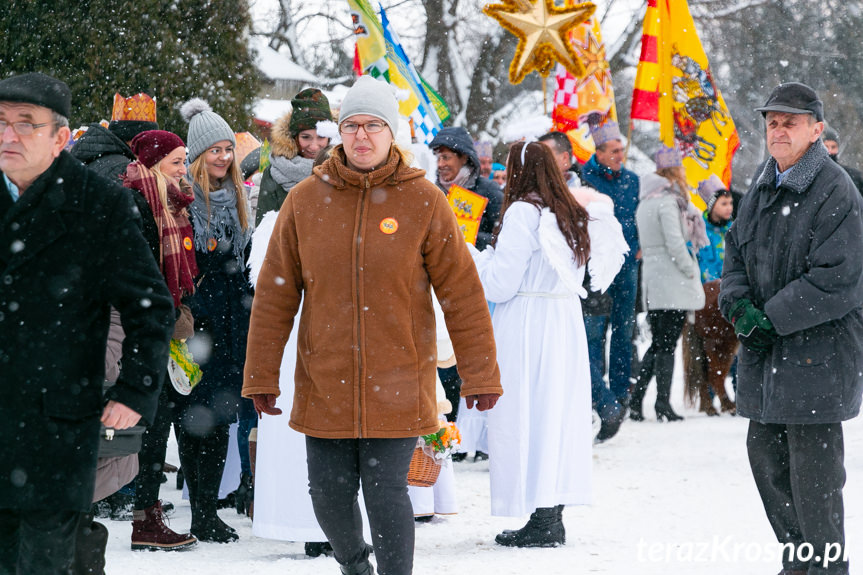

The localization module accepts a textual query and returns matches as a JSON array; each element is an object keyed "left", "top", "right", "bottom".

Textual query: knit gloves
[{"left": 729, "top": 299, "right": 778, "bottom": 354}]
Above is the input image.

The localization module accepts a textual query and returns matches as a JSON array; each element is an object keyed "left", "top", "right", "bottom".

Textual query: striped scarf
[{"left": 123, "top": 162, "right": 198, "bottom": 307}]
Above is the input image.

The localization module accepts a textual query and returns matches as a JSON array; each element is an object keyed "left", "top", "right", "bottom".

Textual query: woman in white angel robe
[{"left": 469, "top": 142, "right": 627, "bottom": 545}]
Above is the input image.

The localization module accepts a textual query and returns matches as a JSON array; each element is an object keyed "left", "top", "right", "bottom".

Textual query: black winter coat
[
  {"left": 72, "top": 123, "right": 159, "bottom": 259},
  {"left": 429, "top": 127, "right": 503, "bottom": 250},
  {"left": 0, "top": 152, "right": 174, "bottom": 511},
  {"left": 719, "top": 142, "right": 863, "bottom": 424},
  {"left": 182, "top": 234, "right": 253, "bottom": 427}
]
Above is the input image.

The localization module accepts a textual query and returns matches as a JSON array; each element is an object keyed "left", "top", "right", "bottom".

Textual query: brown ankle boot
[{"left": 131, "top": 500, "right": 197, "bottom": 551}]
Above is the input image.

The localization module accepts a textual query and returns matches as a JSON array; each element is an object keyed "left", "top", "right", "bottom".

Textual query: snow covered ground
[{"left": 102, "top": 371, "right": 862, "bottom": 575}]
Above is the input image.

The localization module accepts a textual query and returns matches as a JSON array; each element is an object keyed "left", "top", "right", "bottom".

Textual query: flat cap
[
  {"left": 0, "top": 72, "right": 71, "bottom": 118},
  {"left": 755, "top": 82, "right": 823, "bottom": 122}
]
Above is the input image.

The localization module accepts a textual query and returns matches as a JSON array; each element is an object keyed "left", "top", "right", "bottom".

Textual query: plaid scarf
[{"left": 123, "top": 162, "right": 198, "bottom": 307}]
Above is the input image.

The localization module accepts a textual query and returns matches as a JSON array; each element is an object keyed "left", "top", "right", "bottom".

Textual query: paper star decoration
[{"left": 484, "top": 0, "right": 596, "bottom": 85}]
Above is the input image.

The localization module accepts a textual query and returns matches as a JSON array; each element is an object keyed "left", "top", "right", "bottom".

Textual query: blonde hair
[
  {"left": 148, "top": 164, "right": 174, "bottom": 229},
  {"left": 657, "top": 166, "right": 690, "bottom": 197},
  {"left": 188, "top": 153, "right": 250, "bottom": 230}
]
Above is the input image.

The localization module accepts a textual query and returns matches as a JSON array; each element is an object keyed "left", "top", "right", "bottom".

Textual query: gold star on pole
[{"left": 484, "top": 0, "right": 596, "bottom": 85}]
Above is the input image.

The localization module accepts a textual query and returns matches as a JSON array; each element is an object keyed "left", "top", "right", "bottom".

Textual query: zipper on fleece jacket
[{"left": 356, "top": 174, "right": 369, "bottom": 437}]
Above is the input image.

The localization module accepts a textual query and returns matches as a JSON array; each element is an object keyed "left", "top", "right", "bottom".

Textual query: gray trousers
[
  {"left": 306, "top": 436, "right": 416, "bottom": 575},
  {"left": 746, "top": 421, "right": 848, "bottom": 575}
]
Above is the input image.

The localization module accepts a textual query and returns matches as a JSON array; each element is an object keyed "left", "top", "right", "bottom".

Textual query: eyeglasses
[
  {"left": 339, "top": 121, "right": 387, "bottom": 135},
  {"left": 0, "top": 121, "right": 55, "bottom": 136}
]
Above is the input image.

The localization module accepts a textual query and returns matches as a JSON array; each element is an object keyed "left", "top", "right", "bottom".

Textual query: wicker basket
[{"left": 407, "top": 447, "right": 441, "bottom": 487}]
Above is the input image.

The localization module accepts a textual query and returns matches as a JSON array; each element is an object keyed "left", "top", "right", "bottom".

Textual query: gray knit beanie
[
  {"left": 180, "top": 98, "right": 236, "bottom": 163},
  {"left": 338, "top": 76, "right": 399, "bottom": 138}
]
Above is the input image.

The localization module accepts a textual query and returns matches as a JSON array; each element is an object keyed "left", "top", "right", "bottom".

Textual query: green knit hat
[{"left": 288, "top": 88, "right": 332, "bottom": 136}]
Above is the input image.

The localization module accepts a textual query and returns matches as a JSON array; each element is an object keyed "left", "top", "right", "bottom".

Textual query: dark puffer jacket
[
  {"left": 429, "top": 127, "right": 503, "bottom": 250},
  {"left": 72, "top": 123, "right": 158, "bottom": 261},
  {"left": 719, "top": 142, "right": 863, "bottom": 424}
]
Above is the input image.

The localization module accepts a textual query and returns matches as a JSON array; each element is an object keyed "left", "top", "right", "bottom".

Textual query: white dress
[{"left": 471, "top": 200, "right": 625, "bottom": 517}]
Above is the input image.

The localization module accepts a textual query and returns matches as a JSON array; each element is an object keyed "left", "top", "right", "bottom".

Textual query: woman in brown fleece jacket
[{"left": 242, "top": 76, "right": 501, "bottom": 575}]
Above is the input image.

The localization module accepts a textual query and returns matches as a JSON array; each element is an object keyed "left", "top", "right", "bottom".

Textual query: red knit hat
[{"left": 130, "top": 130, "right": 186, "bottom": 169}]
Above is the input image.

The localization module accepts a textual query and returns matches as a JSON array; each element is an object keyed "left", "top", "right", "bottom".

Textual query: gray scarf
[
  {"left": 270, "top": 153, "right": 313, "bottom": 193},
  {"left": 189, "top": 177, "right": 252, "bottom": 266},
  {"left": 437, "top": 165, "right": 473, "bottom": 191}
]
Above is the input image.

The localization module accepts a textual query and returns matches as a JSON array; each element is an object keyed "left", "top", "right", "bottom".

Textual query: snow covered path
[{"left": 103, "top": 405, "right": 861, "bottom": 574}]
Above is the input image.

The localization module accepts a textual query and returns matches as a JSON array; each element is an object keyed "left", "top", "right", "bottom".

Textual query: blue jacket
[
  {"left": 582, "top": 155, "right": 640, "bottom": 259},
  {"left": 696, "top": 213, "right": 731, "bottom": 283}
]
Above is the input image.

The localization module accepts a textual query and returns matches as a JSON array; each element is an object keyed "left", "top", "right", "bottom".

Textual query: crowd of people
[{"left": 0, "top": 70, "right": 860, "bottom": 575}]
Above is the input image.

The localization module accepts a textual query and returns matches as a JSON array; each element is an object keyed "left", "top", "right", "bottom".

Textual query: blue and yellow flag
[{"left": 347, "top": 1, "right": 449, "bottom": 144}]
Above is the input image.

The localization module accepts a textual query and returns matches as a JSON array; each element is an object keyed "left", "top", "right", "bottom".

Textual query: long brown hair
[
  {"left": 495, "top": 141, "right": 591, "bottom": 266},
  {"left": 187, "top": 153, "right": 250, "bottom": 230}
]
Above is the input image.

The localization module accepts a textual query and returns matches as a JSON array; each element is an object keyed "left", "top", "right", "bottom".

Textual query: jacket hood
[
  {"left": 429, "top": 126, "right": 480, "bottom": 176},
  {"left": 270, "top": 112, "right": 299, "bottom": 159},
  {"left": 755, "top": 140, "right": 830, "bottom": 193},
  {"left": 70, "top": 123, "right": 136, "bottom": 165},
  {"left": 639, "top": 171, "right": 676, "bottom": 200},
  {"left": 313, "top": 145, "right": 427, "bottom": 190}
]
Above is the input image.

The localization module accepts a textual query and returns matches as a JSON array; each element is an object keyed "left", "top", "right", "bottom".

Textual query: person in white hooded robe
[{"left": 469, "top": 141, "right": 627, "bottom": 548}]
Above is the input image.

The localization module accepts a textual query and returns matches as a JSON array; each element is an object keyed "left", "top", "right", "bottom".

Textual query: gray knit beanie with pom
[{"left": 181, "top": 98, "right": 236, "bottom": 163}]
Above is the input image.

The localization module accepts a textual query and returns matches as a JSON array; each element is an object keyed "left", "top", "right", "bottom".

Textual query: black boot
[
  {"left": 304, "top": 541, "right": 334, "bottom": 557},
  {"left": 340, "top": 559, "right": 375, "bottom": 575},
  {"left": 235, "top": 472, "right": 253, "bottom": 516},
  {"left": 629, "top": 349, "right": 654, "bottom": 422},
  {"left": 495, "top": 507, "right": 565, "bottom": 548},
  {"left": 182, "top": 424, "right": 238, "bottom": 543},
  {"left": 595, "top": 405, "right": 624, "bottom": 442},
  {"left": 654, "top": 353, "right": 683, "bottom": 422}
]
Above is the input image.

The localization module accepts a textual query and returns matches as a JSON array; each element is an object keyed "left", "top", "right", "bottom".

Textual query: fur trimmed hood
[{"left": 270, "top": 112, "right": 299, "bottom": 159}]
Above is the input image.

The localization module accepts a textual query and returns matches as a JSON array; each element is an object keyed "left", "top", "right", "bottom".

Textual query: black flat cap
[
  {"left": 755, "top": 82, "right": 823, "bottom": 122},
  {"left": 0, "top": 72, "right": 71, "bottom": 118}
]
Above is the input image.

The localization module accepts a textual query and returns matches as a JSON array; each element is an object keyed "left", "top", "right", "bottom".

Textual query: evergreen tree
[{"left": 0, "top": 0, "right": 259, "bottom": 134}]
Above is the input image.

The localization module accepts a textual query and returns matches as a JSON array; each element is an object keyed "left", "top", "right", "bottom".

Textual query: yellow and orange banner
[
  {"left": 631, "top": 0, "right": 739, "bottom": 203},
  {"left": 551, "top": 16, "right": 618, "bottom": 165},
  {"left": 447, "top": 185, "right": 489, "bottom": 247}
]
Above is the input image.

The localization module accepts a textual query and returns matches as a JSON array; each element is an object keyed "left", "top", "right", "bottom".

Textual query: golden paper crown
[{"left": 111, "top": 93, "right": 157, "bottom": 122}]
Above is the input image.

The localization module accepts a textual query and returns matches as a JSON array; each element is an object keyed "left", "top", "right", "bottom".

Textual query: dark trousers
[
  {"left": 0, "top": 509, "right": 80, "bottom": 575},
  {"left": 437, "top": 366, "right": 461, "bottom": 422},
  {"left": 747, "top": 421, "right": 848, "bottom": 575},
  {"left": 633, "top": 310, "right": 686, "bottom": 404},
  {"left": 597, "top": 258, "right": 639, "bottom": 400},
  {"left": 134, "top": 384, "right": 181, "bottom": 510},
  {"left": 306, "top": 436, "right": 416, "bottom": 575},
  {"left": 176, "top": 422, "right": 230, "bottom": 525}
]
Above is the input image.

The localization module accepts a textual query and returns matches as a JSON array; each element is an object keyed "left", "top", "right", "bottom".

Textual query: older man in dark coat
[
  {"left": 720, "top": 82, "right": 863, "bottom": 575},
  {"left": 0, "top": 73, "right": 173, "bottom": 574}
]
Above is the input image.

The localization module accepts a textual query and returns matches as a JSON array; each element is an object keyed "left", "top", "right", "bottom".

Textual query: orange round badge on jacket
[
  {"left": 183, "top": 237, "right": 193, "bottom": 251},
  {"left": 380, "top": 218, "right": 398, "bottom": 234}
]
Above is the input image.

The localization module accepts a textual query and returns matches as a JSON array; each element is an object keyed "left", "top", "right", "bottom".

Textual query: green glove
[{"left": 729, "top": 299, "right": 778, "bottom": 354}]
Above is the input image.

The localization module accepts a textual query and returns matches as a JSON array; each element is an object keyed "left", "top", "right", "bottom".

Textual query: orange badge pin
[
  {"left": 207, "top": 238, "right": 217, "bottom": 252},
  {"left": 183, "top": 237, "right": 193, "bottom": 251},
  {"left": 380, "top": 217, "right": 398, "bottom": 235}
]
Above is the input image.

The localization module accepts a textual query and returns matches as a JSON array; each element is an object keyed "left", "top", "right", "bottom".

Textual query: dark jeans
[
  {"left": 237, "top": 399, "right": 257, "bottom": 476},
  {"left": 583, "top": 315, "right": 622, "bottom": 421},
  {"left": 585, "top": 258, "right": 639, "bottom": 401},
  {"left": 747, "top": 421, "right": 848, "bottom": 575},
  {"left": 134, "top": 384, "right": 181, "bottom": 510},
  {"left": 306, "top": 436, "right": 416, "bottom": 575},
  {"left": 0, "top": 509, "right": 80, "bottom": 575}
]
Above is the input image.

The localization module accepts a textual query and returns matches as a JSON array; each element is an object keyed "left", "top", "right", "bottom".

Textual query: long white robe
[{"left": 471, "top": 200, "right": 625, "bottom": 517}]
